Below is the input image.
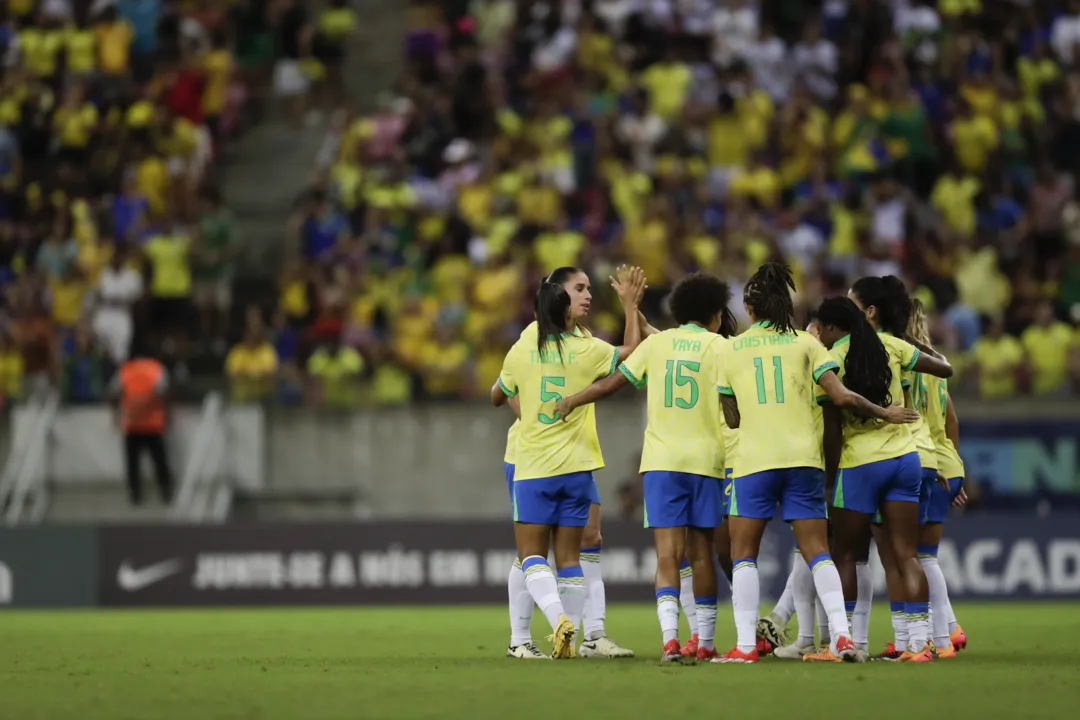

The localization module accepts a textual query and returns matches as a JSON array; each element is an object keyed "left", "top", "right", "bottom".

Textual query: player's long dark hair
[
  {"left": 816, "top": 296, "right": 893, "bottom": 408},
  {"left": 535, "top": 266, "right": 579, "bottom": 363},
  {"left": 669, "top": 272, "right": 738, "bottom": 337},
  {"left": 744, "top": 262, "right": 796, "bottom": 335},
  {"left": 850, "top": 276, "right": 911, "bottom": 337}
]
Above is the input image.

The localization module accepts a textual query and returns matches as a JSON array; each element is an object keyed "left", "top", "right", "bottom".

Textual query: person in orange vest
[{"left": 109, "top": 342, "right": 173, "bottom": 505}]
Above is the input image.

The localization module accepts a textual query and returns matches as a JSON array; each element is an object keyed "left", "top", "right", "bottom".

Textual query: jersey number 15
[{"left": 664, "top": 360, "right": 700, "bottom": 409}]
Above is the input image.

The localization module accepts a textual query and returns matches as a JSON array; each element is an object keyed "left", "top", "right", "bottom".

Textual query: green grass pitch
[{"left": 2, "top": 603, "right": 1078, "bottom": 719}]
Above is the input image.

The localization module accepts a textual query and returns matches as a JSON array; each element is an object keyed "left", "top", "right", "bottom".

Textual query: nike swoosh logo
[{"left": 117, "top": 559, "right": 183, "bottom": 592}]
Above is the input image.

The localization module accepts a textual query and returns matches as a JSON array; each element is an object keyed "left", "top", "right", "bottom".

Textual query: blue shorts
[
  {"left": 729, "top": 467, "right": 827, "bottom": 522},
  {"left": 920, "top": 476, "right": 963, "bottom": 525},
  {"left": 512, "top": 471, "right": 598, "bottom": 526},
  {"left": 643, "top": 471, "right": 724, "bottom": 529},
  {"left": 504, "top": 462, "right": 516, "bottom": 504},
  {"left": 834, "top": 452, "right": 921, "bottom": 516},
  {"left": 721, "top": 468, "right": 733, "bottom": 517}
]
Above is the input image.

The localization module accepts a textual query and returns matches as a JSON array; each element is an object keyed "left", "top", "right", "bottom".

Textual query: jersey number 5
[
  {"left": 539, "top": 376, "right": 565, "bottom": 424},
  {"left": 664, "top": 360, "right": 700, "bottom": 409},
  {"left": 752, "top": 356, "right": 786, "bottom": 404}
]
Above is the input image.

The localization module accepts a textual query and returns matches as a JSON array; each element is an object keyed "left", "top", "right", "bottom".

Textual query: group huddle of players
[{"left": 491, "top": 262, "right": 967, "bottom": 664}]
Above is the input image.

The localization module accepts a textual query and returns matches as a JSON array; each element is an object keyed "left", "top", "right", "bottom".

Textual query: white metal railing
[
  {"left": 170, "top": 392, "right": 231, "bottom": 523},
  {"left": 2, "top": 391, "right": 60, "bottom": 526}
]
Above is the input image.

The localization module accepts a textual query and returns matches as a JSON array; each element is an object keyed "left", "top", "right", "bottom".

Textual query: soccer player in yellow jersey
[
  {"left": 816, "top": 278, "right": 953, "bottom": 663},
  {"left": 712, "top": 264, "right": 918, "bottom": 665},
  {"left": 501, "top": 270, "right": 640, "bottom": 659},
  {"left": 909, "top": 300, "right": 969, "bottom": 658},
  {"left": 554, "top": 273, "right": 738, "bottom": 663},
  {"left": 492, "top": 266, "right": 645, "bottom": 658}
]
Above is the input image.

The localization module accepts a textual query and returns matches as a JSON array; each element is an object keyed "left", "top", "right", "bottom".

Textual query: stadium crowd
[
  {"left": 235, "top": 0, "right": 1080, "bottom": 408},
  {"left": 0, "top": 0, "right": 358, "bottom": 409}
]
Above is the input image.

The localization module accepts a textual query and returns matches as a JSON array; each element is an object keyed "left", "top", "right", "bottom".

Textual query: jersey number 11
[{"left": 753, "top": 356, "right": 786, "bottom": 404}]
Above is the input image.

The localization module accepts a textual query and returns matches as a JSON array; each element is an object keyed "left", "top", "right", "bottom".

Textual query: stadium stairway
[{"left": 45, "top": 482, "right": 174, "bottom": 524}]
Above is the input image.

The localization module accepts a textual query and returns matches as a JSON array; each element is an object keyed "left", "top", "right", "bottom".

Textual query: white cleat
[
  {"left": 773, "top": 642, "right": 815, "bottom": 659},
  {"left": 506, "top": 642, "right": 551, "bottom": 659},
  {"left": 578, "top": 636, "right": 636, "bottom": 658}
]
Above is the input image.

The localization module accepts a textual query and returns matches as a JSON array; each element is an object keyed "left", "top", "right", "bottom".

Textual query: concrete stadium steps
[{"left": 44, "top": 482, "right": 174, "bottom": 524}]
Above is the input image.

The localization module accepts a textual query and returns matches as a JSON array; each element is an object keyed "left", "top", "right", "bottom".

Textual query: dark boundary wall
[{"left": 1, "top": 515, "right": 1078, "bottom": 608}]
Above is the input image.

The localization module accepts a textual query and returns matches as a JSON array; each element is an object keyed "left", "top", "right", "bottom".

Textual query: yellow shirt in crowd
[
  {"left": 1021, "top": 322, "right": 1073, "bottom": 395},
  {"left": 969, "top": 334, "right": 1023, "bottom": 399},
  {"left": 144, "top": 233, "right": 192, "bottom": 298}
]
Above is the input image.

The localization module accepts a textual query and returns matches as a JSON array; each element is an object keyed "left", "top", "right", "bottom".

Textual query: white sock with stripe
[
  {"left": 732, "top": 557, "right": 759, "bottom": 653},
  {"left": 521, "top": 556, "right": 564, "bottom": 630},
  {"left": 508, "top": 558, "right": 533, "bottom": 647},
  {"left": 806, "top": 552, "right": 851, "bottom": 651},
  {"left": 890, "top": 601, "right": 908, "bottom": 652},
  {"left": 679, "top": 559, "right": 698, "bottom": 638},
  {"left": 656, "top": 586, "right": 680, "bottom": 643},
  {"left": 556, "top": 565, "right": 587, "bottom": 632},
  {"left": 580, "top": 546, "right": 606, "bottom": 641},
  {"left": 695, "top": 593, "right": 718, "bottom": 651},
  {"left": 920, "top": 545, "right": 954, "bottom": 648}
]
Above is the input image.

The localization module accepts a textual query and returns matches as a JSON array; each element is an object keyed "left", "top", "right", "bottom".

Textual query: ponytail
[
  {"left": 535, "top": 266, "right": 579, "bottom": 363},
  {"left": 743, "top": 262, "right": 797, "bottom": 335},
  {"left": 817, "top": 296, "right": 893, "bottom": 408}
]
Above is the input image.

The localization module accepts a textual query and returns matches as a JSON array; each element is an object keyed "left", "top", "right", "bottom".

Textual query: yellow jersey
[
  {"left": 905, "top": 370, "right": 939, "bottom": 470},
  {"left": 1021, "top": 322, "right": 1072, "bottom": 395},
  {"left": 619, "top": 325, "right": 728, "bottom": 478},
  {"left": 498, "top": 330, "right": 618, "bottom": 481},
  {"left": 825, "top": 332, "right": 918, "bottom": 469},
  {"left": 969, "top": 334, "right": 1022, "bottom": 398},
  {"left": 925, "top": 375, "right": 965, "bottom": 480},
  {"left": 716, "top": 323, "right": 839, "bottom": 476}
]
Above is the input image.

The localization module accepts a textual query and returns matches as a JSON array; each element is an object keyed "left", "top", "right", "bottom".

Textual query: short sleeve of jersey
[
  {"left": 897, "top": 337, "right": 920, "bottom": 372},
  {"left": 817, "top": 345, "right": 846, "bottom": 405},
  {"left": 618, "top": 334, "right": 652, "bottom": 389},
  {"left": 589, "top": 337, "right": 620, "bottom": 379},
  {"left": 809, "top": 337, "right": 840, "bottom": 384},
  {"left": 716, "top": 343, "right": 733, "bottom": 396},
  {"left": 498, "top": 343, "right": 522, "bottom": 398},
  {"left": 901, "top": 368, "right": 913, "bottom": 390}
]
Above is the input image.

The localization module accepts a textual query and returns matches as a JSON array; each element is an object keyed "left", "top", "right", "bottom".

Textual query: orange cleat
[
  {"left": 661, "top": 639, "right": 683, "bottom": 664},
  {"left": 877, "top": 642, "right": 903, "bottom": 662},
  {"left": 711, "top": 646, "right": 759, "bottom": 664},
  {"left": 803, "top": 645, "right": 842, "bottom": 663},
  {"left": 696, "top": 645, "right": 720, "bottom": 662},
  {"left": 950, "top": 624, "right": 967, "bottom": 652},
  {"left": 756, "top": 635, "right": 776, "bottom": 656},
  {"left": 935, "top": 644, "right": 958, "bottom": 659},
  {"left": 681, "top": 633, "right": 699, "bottom": 658},
  {"left": 899, "top": 646, "right": 934, "bottom": 663}
]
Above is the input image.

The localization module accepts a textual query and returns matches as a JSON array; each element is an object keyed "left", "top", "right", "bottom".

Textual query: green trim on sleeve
[
  {"left": 498, "top": 378, "right": 517, "bottom": 398},
  {"left": 619, "top": 363, "right": 646, "bottom": 389},
  {"left": 815, "top": 394, "right": 830, "bottom": 406},
  {"left": 813, "top": 361, "right": 840, "bottom": 382},
  {"left": 901, "top": 378, "right": 911, "bottom": 389},
  {"left": 904, "top": 347, "right": 921, "bottom": 372},
  {"left": 607, "top": 348, "right": 621, "bottom": 377},
  {"left": 717, "top": 385, "right": 734, "bottom": 396}
]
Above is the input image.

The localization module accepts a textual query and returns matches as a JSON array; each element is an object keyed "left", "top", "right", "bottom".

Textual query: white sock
[
  {"left": 906, "top": 600, "right": 930, "bottom": 653},
  {"left": 522, "top": 555, "right": 564, "bottom": 630},
  {"left": 508, "top": 558, "right": 533, "bottom": 647},
  {"left": 791, "top": 553, "right": 817, "bottom": 646},
  {"left": 679, "top": 559, "right": 698, "bottom": 637},
  {"left": 556, "top": 565, "right": 587, "bottom": 633},
  {"left": 816, "top": 598, "right": 830, "bottom": 646},
  {"left": 806, "top": 553, "right": 851, "bottom": 650},
  {"left": 854, "top": 561, "right": 873, "bottom": 651},
  {"left": 890, "top": 602, "right": 909, "bottom": 652},
  {"left": 696, "top": 593, "right": 718, "bottom": 651},
  {"left": 732, "top": 558, "right": 759, "bottom": 653},
  {"left": 921, "top": 555, "right": 954, "bottom": 648},
  {"left": 656, "top": 586, "right": 680, "bottom": 643},
  {"left": 771, "top": 557, "right": 797, "bottom": 626},
  {"left": 581, "top": 546, "right": 605, "bottom": 641}
]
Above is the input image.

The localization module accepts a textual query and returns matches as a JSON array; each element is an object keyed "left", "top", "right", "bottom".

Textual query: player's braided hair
[
  {"left": 907, "top": 297, "right": 930, "bottom": 346},
  {"left": 534, "top": 266, "right": 579, "bottom": 363},
  {"left": 669, "top": 272, "right": 738, "bottom": 337},
  {"left": 744, "top": 262, "right": 796, "bottom": 335},
  {"left": 816, "top": 296, "right": 893, "bottom": 408}
]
